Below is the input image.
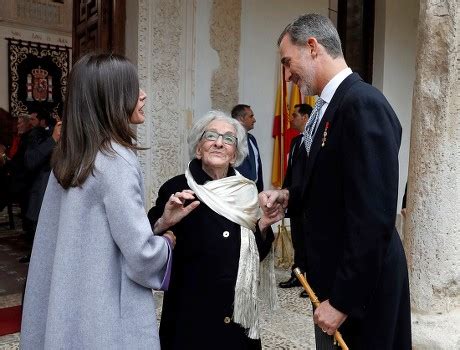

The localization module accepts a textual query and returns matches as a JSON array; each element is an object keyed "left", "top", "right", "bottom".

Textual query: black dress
[{"left": 148, "top": 159, "right": 274, "bottom": 350}]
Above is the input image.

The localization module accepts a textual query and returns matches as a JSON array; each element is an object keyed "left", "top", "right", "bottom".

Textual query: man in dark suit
[
  {"left": 231, "top": 104, "right": 264, "bottom": 192},
  {"left": 19, "top": 110, "right": 61, "bottom": 262},
  {"left": 278, "top": 103, "right": 312, "bottom": 297},
  {"left": 5, "top": 115, "right": 34, "bottom": 226},
  {"left": 260, "top": 13, "right": 411, "bottom": 349}
]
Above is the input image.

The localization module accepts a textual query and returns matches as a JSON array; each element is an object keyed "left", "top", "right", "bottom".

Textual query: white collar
[{"left": 320, "top": 67, "right": 352, "bottom": 103}]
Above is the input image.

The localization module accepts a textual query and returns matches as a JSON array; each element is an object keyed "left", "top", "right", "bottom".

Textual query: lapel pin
[{"left": 321, "top": 121, "right": 330, "bottom": 147}]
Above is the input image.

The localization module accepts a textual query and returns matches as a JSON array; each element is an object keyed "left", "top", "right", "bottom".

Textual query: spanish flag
[
  {"left": 271, "top": 68, "right": 287, "bottom": 188},
  {"left": 271, "top": 68, "right": 302, "bottom": 188},
  {"left": 271, "top": 68, "right": 316, "bottom": 188}
]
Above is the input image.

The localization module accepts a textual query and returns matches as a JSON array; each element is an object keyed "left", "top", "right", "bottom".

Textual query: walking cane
[{"left": 293, "top": 268, "right": 349, "bottom": 350}]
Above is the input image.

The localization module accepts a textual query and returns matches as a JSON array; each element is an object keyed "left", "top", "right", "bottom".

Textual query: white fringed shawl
[{"left": 185, "top": 165, "right": 277, "bottom": 339}]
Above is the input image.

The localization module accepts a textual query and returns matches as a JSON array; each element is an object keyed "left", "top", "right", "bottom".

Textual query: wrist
[
  {"left": 276, "top": 189, "right": 289, "bottom": 208},
  {"left": 258, "top": 217, "right": 269, "bottom": 232},
  {"left": 154, "top": 216, "right": 170, "bottom": 234}
]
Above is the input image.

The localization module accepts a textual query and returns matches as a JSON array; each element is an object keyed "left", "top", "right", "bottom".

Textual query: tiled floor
[
  {"left": 0, "top": 207, "right": 24, "bottom": 350},
  {"left": 0, "top": 269, "right": 317, "bottom": 349},
  {"left": 0, "top": 207, "right": 317, "bottom": 349}
]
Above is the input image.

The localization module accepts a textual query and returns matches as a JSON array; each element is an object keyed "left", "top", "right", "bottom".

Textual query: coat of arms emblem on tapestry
[{"left": 7, "top": 38, "right": 70, "bottom": 117}]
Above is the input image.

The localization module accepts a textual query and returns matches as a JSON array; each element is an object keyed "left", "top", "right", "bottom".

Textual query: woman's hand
[
  {"left": 258, "top": 201, "right": 284, "bottom": 232},
  {"left": 163, "top": 230, "right": 177, "bottom": 249},
  {"left": 154, "top": 190, "right": 200, "bottom": 234}
]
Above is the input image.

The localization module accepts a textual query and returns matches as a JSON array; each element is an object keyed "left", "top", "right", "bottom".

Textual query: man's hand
[
  {"left": 52, "top": 121, "right": 62, "bottom": 142},
  {"left": 259, "top": 189, "right": 289, "bottom": 216},
  {"left": 0, "top": 144, "right": 6, "bottom": 167},
  {"left": 313, "top": 300, "right": 347, "bottom": 336}
]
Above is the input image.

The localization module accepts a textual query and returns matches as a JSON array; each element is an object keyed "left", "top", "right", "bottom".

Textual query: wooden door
[
  {"left": 72, "top": 0, "right": 126, "bottom": 62},
  {"left": 330, "top": 0, "right": 375, "bottom": 84}
]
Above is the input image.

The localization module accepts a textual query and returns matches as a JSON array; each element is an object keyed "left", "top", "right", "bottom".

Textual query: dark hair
[
  {"left": 31, "top": 108, "right": 48, "bottom": 121},
  {"left": 31, "top": 107, "right": 55, "bottom": 127},
  {"left": 231, "top": 104, "right": 251, "bottom": 119},
  {"left": 278, "top": 13, "right": 343, "bottom": 59},
  {"left": 294, "top": 103, "right": 313, "bottom": 116},
  {"left": 52, "top": 53, "right": 140, "bottom": 189}
]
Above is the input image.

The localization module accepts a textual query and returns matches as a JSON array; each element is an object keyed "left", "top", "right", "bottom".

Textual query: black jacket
[
  {"left": 235, "top": 133, "right": 264, "bottom": 192},
  {"left": 282, "top": 134, "right": 307, "bottom": 217},
  {"left": 289, "top": 73, "right": 411, "bottom": 349},
  {"left": 24, "top": 127, "right": 56, "bottom": 221}
]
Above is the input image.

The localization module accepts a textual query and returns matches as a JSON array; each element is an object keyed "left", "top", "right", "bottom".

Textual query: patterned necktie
[{"left": 303, "top": 97, "right": 326, "bottom": 155}]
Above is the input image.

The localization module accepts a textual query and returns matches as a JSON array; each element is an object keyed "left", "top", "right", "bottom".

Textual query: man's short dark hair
[
  {"left": 29, "top": 108, "right": 48, "bottom": 121},
  {"left": 31, "top": 108, "right": 55, "bottom": 127},
  {"left": 231, "top": 104, "right": 251, "bottom": 119},
  {"left": 294, "top": 103, "right": 313, "bottom": 116}
]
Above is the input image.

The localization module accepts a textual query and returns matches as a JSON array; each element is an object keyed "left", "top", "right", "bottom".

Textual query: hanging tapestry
[{"left": 7, "top": 38, "right": 70, "bottom": 118}]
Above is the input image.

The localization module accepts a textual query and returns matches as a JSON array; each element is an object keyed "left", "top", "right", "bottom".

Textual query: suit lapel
[
  {"left": 302, "top": 73, "right": 362, "bottom": 191},
  {"left": 290, "top": 135, "right": 302, "bottom": 165},
  {"left": 247, "top": 134, "right": 257, "bottom": 179}
]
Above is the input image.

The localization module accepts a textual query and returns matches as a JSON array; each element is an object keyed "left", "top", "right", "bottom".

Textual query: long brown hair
[{"left": 52, "top": 53, "right": 141, "bottom": 189}]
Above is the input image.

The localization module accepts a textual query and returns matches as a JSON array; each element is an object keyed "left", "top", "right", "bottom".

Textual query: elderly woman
[{"left": 148, "top": 111, "right": 283, "bottom": 350}]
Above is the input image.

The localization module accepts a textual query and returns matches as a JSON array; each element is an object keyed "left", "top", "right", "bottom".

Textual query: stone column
[
  {"left": 209, "top": 0, "right": 241, "bottom": 112},
  {"left": 136, "top": 0, "right": 195, "bottom": 207},
  {"left": 404, "top": 0, "right": 460, "bottom": 348}
]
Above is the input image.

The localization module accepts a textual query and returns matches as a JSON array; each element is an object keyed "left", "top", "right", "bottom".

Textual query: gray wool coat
[{"left": 20, "top": 143, "right": 170, "bottom": 350}]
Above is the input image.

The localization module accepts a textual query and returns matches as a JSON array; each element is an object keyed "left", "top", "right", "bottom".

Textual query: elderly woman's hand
[
  {"left": 258, "top": 201, "right": 284, "bottom": 232},
  {"left": 154, "top": 190, "right": 200, "bottom": 234},
  {"left": 163, "top": 230, "right": 177, "bottom": 249}
]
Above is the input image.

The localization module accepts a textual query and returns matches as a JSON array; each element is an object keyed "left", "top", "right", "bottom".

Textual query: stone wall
[{"left": 0, "top": 0, "right": 71, "bottom": 34}]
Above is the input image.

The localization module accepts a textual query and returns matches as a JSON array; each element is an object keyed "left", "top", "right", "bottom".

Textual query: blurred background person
[
  {"left": 18, "top": 109, "right": 62, "bottom": 263},
  {"left": 278, "top": 103, "right": 312, "bottom": 297},
  {"left": 231, "top": 104, "right": 264, "bottom": 192},
  {"left": 3, "top": 114, "right": 34, "bottom": 227}
]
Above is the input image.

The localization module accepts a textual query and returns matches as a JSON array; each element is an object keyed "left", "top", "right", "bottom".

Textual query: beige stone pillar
[
  {"left": 135, "top": 0, "right": 195, "bottom": 207},
  {"left": 404, "top": 0, "right": 460, "bottom": 348},
  {"left": 209, "top": 0, "right": 241, "bottom": 112},
  {"left": 130, "top": 0, "right": 242, "bottom": 207}
]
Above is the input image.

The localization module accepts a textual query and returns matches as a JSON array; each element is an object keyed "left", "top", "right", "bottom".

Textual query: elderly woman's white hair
[{"left": 187, "top": 110, "right": 248, "bottom": 167}]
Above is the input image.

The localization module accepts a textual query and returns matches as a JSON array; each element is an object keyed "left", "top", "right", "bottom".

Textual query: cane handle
[{"left": 293, "top": 268, "right": 349, "bottom": 350}]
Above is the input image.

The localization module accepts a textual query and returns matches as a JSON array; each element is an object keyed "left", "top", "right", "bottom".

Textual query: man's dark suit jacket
[
  {"left": 236, "top": 133, "right": 263, "bottom": 192},
  {"left": 283, "top": 134, "right": 307, "bottom": 217},
  {"left": 24, "top": 127, "right": 56, "bottom": 222},
  {"left": 282, "top": 134, "right": 308, "bottom": 272},
  {"left": 289, "top": 73, "right": 411, "bottom": 349}
]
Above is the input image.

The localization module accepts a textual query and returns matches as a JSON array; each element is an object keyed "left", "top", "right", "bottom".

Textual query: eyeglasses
[{"left": 201, "top": 130, "right": 238, "bottom": 145}]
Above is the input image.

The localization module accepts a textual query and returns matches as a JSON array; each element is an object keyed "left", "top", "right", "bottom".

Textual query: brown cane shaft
[{"left": 293, "top": 268, "right": 349, "bottom": 350}]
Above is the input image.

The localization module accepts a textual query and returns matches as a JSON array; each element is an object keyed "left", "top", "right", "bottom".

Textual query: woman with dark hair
[
  {"left": 148, "top": 111, "right": 284, "bottom": 349},
  {"left": 20, "top": 53, "right": 174, "bottom": 349}
]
